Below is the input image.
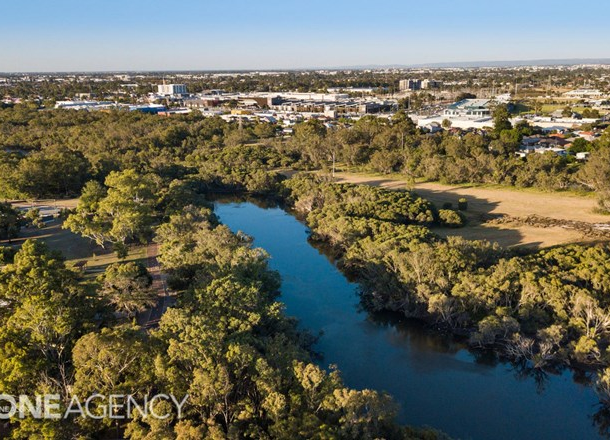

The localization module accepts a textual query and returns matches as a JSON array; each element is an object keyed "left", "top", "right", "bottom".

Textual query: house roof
[{"left": 447, "top": 99, "right": 491, "bottom": 110}]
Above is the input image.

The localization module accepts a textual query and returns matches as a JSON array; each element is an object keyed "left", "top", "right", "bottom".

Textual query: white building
[
  {"left": 399, "top": 79, "right": 421, "bottom": 91},
  {"left": 415, "top": 115, "right": 493, "bottom": 130},
  {"left": 157, "top": 84, "right": 188, "bottom": 96},
  {"left": 443, "top": 99, "right": 492, "bottom": 119},
  {"left": 54, "top": 100, "right": 116, "bottom": 110},
  {"left": 563, "top": 88, "right": 603, "bottom": 99},
  {"left": 495, "top": 93, "right": 512, "bottom": 103},
  {"left": 421, "top": 79, "right": 442, "bottom": 89},
  {"left": 535, "top": 146, "right": 567, "bottom": 156}
]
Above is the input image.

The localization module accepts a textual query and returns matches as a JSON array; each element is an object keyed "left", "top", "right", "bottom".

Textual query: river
[{"left": 214, "top": 199, "right": 604, "bottom": 440}]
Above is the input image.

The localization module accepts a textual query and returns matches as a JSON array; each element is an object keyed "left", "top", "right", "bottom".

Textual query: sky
[{"left": 2, "top": 0, "right": 610, "bottom": 72}]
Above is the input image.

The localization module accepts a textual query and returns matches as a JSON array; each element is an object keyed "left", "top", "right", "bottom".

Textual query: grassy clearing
[
  {"left": 540, "top": 104, "right": 589, "bottom": 114},
  {"left": 330, "top": 169, "right": 597, "bottom": 198},
  {"left": 332, "top": 171, "right": 609, "bottom": 249},
  {"left": 3, "top": 219, "right": 148, "bottom": 280},
  {"left": 512, "top": 102, "right": 608, "bottom": 117}
]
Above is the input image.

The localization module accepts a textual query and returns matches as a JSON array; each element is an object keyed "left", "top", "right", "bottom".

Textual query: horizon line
[{"left": 3, "top": 57, "right": 610, "bottom": 75}]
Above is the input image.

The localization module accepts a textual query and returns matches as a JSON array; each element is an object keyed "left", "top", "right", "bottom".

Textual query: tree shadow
[
  {"left": 333, "top": 175, "right": 534, "bottom": 249},
  {"left": 510, "top": 360, "right": 551, "bottom": 394},
  {"left": 412, "top": 187, "right": 531, "bottom": 249},
  {"left": 593, "top": 405, "right": 610, "bottom": 439}
]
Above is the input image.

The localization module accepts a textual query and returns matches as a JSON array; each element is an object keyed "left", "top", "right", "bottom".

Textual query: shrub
[
  {"left": 438, "top": 209, "right": 464, "bottom": 227},
  {"left": 458, "top": 198, "right": 468, "bottom": 211},
  {"left": 25, "top": 208, "right": 44, "bottom": 228}
]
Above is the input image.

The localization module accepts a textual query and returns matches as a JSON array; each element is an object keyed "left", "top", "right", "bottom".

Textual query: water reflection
[{"left": 594, "top": 406, "right": 610, "bottom": 439}]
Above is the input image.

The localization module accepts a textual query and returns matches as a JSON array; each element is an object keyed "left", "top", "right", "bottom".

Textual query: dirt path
[
  {"left": 333, "top": 172, "right": 610, "bottom": 248},
  {"left": 137, "top": 243, "right": 174, "bottom": 329}
]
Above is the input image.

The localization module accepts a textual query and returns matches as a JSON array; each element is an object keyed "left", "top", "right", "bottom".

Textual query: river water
[{"left": 214, "top": 200, "right": 603, "bottom": 440}]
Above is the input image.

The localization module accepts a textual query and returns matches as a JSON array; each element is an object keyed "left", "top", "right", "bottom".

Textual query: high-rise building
[
  {"left": 399, "top": 79, "right": 421, "bottom": 91},
  {"left": 421, "top": 79, "right": 442, "bottom": 89}
]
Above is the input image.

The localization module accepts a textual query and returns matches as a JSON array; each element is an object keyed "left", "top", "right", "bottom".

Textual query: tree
[
  {"left": 492, "top": 104, "right": 512, "bottom": 135},
  {"left": 579, "top": 147, "right": 610, "bottom": 211},
  {"left": 98, "top": 261, "right": 156, "bottom": 317},
  {"left": 583, "top": 108, "right": 601, "bottom": 119},
  {"left": 596, "top": 368, "right": 610, "bottom": 405},
  {"left": 24, "top": 207, "right": 44, "bottom": 228},
  {"left": 489, "top": 128, "right": 520, "bottom": 155},
  {"left": 0, "top": 246, "right": 15, "bottom": 265},
  {"left": 438, "top": 209, "right": 464, "bottom": 227},
  {"left": 0, "top": 240, "right": 93, "bottom": 397},
  {"left": 0, "top": 152, "right": 23, "bottom": 199},
  {"left": 224, "top": 128, "right": 252, "bottom": 147},
  {"left": 101, "top": 169, "right": 160, "bottom": 245},
  {"left": 65, "top": 170, "right": 160, "bottom": 253},
  {"left": 571, "top": 293, "right": 610, "bottom": 340},
  {"left": 15, "top": 145, "right": 91, "bottom": 198},
  {"left": 569, "top": 137, "right": 591, "bottom": 154},
  {"left": 0, "top": 202, "right": 22, "bottom": 240},
  {"left": 369, "top": 150, "right": 400, "bottom": 174},
  {"left": 291, "top": 119, "right": 328, "bottom": 167},
  {"left": 456, "top": 92, "right": 476, "bottom": 101},
  {"left": 253, "top": 121, "right": 277, "bottom": 139},
  {"left": 72, "top": 324, "right": 158, "bottom": 427}
]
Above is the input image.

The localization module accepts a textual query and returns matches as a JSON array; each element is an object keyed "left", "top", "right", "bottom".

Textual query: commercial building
[
  {"left": 443, "top": 99, "right": 492, "bottom": 119},
  {"left": 421, "top": 79, "right": 442, "bottom": 89},
  {"left": 157, "top": 84, "right": 188, "bottom": 96},
  {"left": 413, "top": 98, "right": 495, "bottom": 129},
  {"left": 563, "top": 88, "right": 603, "bottom": 99},
  {"left": 399, "top": 79, "right": 421, "bottom": 91},
  {"left": 399, "top": 79, "right": 442, "bottom": 90},
  {"left": 54, "top": 100, "right": 115, "bottom": 110}
]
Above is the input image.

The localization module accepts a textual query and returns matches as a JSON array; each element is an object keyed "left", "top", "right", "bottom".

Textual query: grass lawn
[
  {"left": 540, "top": 104, "right": 589, "bottom": 114},
  {"left": 515, "top": 103, "right": 608, "bottom": 117},
  {"left": 2, "top": 219, "right": 148, "bottom": 280}
]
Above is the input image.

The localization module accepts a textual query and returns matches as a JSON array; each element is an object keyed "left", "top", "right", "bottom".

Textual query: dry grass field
[{"left": 333, "top": 172, "right": 610, "bottom": 249}]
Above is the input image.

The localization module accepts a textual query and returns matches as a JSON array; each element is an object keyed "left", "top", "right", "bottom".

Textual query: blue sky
[{"left": 2, "top": 0, "right": 610, "bottom": 72}]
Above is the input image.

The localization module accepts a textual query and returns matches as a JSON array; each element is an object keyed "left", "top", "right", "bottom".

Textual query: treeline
[
  {"left": 282, "top": 175, "right": 463, "bottom": 237},
  {"left": 283, "top": 175, "right": 610, "bottom": 376},
  {"left": 3, "top": 106, "right": 610, "bottom": 211},
  {"left": 280, "top": 111, "right": 610, "bottom": 210},
  {"left": 288, "top": 111, "right": 609, "bottom": 193},
  {"left": 0, "top": 107, "right": 287, "bottom": 199}
]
